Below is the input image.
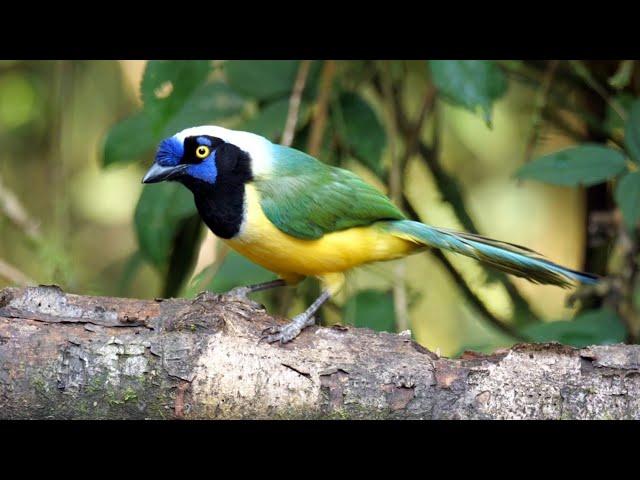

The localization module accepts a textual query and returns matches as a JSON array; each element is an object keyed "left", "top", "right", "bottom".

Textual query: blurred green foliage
[
  {"left": 2, "top": 60, "right": 640, "bottom": 356},
  {"left": 516, "top": 144, "right": 627, "bottom": 186},
  {"left": 344, "top": 289, "right": 396, "bottom": 333},
  {"left": 336, "top": 92, "right": 386, "bottom": 176},
  {"left": 522, "top": 308, "right": 626, "bottom": 348},
  {"left": 428, "top": 60, "right": 507, "bottom": 125}
]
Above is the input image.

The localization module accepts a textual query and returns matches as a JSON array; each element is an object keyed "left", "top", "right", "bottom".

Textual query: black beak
[{"left": 142, "top": 163, "right": 188, "bottom": 184}]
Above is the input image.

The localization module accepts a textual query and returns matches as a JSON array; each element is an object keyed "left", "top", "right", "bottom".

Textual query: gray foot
[
  {"left": 222, "top": 286, "right": 264, "bottom": 310},
  {"left": 260, "top": 314, "right": 316, "bottom": 344}
]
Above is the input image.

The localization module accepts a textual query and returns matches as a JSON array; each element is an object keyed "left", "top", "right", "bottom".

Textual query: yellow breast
[{"left": 224, "top": 184, "right": 417, "bottom": 282}]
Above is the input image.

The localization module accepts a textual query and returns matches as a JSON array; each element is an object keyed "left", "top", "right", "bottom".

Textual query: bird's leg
[
  {"left": 261, "top": 290, "right": 331, "bottom": 344},
  {"left": 228, "top": 279, "right": 287, "bottom": 297},
  {"left": 224, "top": 279, "right": 287, "bottom": 309}
]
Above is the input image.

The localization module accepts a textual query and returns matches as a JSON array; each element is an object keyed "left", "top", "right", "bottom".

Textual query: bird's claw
[
  {"left": 260, "top": 324, "right": 299, "bottom": 344},
  {"left": 259, "top": 316, "right": 315, "bottom": 345}
]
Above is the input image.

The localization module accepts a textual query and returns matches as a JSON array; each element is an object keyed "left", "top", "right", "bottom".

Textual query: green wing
[{"left": 253, "top": 144, "right": 405, "bottom": 240}]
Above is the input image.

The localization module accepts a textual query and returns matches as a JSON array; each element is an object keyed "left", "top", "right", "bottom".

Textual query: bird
[{"left": 142, "top": 125, "right": 599, "bottom": 344}]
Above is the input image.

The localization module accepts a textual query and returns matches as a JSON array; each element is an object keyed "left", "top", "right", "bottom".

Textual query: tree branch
[
  {"left": 0, "top": 259, "right": 35, "bottom": 286},
  {"left": 281, "top": 60, "right": 312, "bottom": 147},
  {"left": 523, "top": 59, "right": 559, "bottom": 163},
  {"left": 0, "top": 174, "right": 41, "bottom": 241},
  {"left": 1, "top": 285, "right": 638, "bottom": 419},
  {"left": 307, "top": 60, "right": 336, "bottom": 157}
]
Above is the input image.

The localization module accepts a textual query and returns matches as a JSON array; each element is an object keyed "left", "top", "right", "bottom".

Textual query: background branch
[
  {"left": 0, "top": 174, "right": 41, "bottom": 241},
  {"left": 0, "top": 259, "right": 35, "bottom": 286},
  {"left": 308, "top": 60, "right": 336, "bottom": 157},
  {"left": 281, "top": 60, "right": 312, "bottom": 147},
  {"left": 523, "top": 60, "right": 559, "bottom": 163}
]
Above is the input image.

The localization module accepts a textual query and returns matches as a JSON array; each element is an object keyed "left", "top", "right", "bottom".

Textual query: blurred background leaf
[
  {"left": 225, "top": 60, "right": 300, "bottom": 101},
  {"left": 162, "top": 81, "right": 246, "bottom": 136},
  {"left": 141, "top": 60, "right": 211, "bottom": 132},
  {"left": 102, "top": 113, "right": 155, "bottom": 167},
  {"left": 335, "top": 92, "right": 386, "bottom": 176},
  {"left": 134, "top": 183, "right": 197, "bottom": 269},
  {"left": 516, "top": 145, "right": 628, "bottom": 186},
  {"left": 521, "top": 308, "right": 626, "bottom": 347},
  {"left": 428, "top": 60, "right": 507, "bottom": 125},
  {"left": 162, "top": 213, "right": 203, "bottom": 297},
  {"left": 625, "top": 98, "right": 640, "bottom": 163},
  {"left": 344, "top": 289, "right": 396, "bottom": 333},
  {"left": 615, "top": 171, "right": 640, "bottom": 230}
]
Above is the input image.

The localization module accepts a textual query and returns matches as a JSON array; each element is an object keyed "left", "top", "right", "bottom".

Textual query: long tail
[{"left": 387, "top": 220, "right": 599, "bottom": 288}]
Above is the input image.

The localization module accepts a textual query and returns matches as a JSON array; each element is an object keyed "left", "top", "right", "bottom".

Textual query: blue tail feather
[{"left": 387, "top": 220, "right": 599, "bottom": 288}]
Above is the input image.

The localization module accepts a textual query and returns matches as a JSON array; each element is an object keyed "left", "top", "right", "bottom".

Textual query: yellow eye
[{"left": 195, "top": 145, "right": 210, "bottom": 159}]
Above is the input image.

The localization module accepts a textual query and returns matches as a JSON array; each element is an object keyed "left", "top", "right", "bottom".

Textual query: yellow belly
[{"left": 224, "top": 184, "right": 418, "bottom": 288}]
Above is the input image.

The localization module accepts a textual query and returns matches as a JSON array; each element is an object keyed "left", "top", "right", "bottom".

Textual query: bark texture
[{"left": 1, "top": 285, "right": 640, "bottom": 419}]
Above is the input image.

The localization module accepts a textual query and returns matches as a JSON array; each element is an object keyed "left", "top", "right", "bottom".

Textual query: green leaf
[
  {"left": 521, "top": 308, "right": 626, "bottom": 348},
  {"left": 344, "top": 289, "right": 396, "bottom": 333},
  {"left": 615, "top": 171, "right": 640, "bottom": 229},
  {"left": 103, "top": 82, "right": 244, "bottom": 167},
  {"left": 162, "top": 81, "right": 246, "bottom": 136},
  {"left": 208, "top": 251, "right": 275, "bottom": 293},
  {"left": 428, "top": 60, "right": 507, "bottom": 125},
  {"left": 241, "top": 99, "right": 288, "bottom": 139},
  {"left": 162, "top": 214, "right": 204, "bottom": 297},
  {"left": 625, "top": 98, "right": 640, "bottom": 164},
  {"left": 224, "top": 61, "right": 300, "bottom": 101},
  {"left": 140, "top": 60, "right": 212, "bottom": 132},
  {"left": 608, "top": 60, "right": 635, "bottom": 90},
  {"left": 134, "top": 183, "right": 198, "bottom": 270},
  {"left": 516, "top": 144, "right": 628, "bottom": 187},
  {"left": 336, "top": 92, "right": 386, "bottom": 175},
  {"left": 102, "top": 113, "right": 157, "bottom": 167}
]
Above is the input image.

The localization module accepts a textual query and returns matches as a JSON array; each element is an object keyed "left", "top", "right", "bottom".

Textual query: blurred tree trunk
[
  {"left": 582, "top": 78, "right": 614, "bottom": 280},
  {"left": 1, "top": 285, "right": 640, "bottom": 420}
]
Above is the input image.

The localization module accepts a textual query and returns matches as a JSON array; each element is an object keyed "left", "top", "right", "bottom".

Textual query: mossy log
[{"left": 1, "top": 285, "right": 639, "bottom": 419}]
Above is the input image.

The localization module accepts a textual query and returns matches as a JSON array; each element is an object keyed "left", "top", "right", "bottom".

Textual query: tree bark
[{"left": 1, "top": 285, "right": 639, "bottom": 419}]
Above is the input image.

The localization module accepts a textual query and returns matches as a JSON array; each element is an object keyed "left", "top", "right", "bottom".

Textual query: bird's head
[
  {"left": 142, "top": 125, "right": 271, "bottom": 193},
  {"left": 142, "top": 132, "right": 224, "bottom": 187}
]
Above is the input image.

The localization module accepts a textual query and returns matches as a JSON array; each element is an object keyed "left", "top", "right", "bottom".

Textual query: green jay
[{"left": 142, "top": 126, "right": 598, "bottom": 344}]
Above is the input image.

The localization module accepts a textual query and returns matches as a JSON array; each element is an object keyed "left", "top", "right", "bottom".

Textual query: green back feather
[{"left": 253, "top": 144, "right": 405, "bottom": 239}]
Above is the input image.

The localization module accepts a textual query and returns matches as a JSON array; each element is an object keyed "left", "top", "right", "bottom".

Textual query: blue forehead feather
[
  {"left": 155, "top": 136, "right": 184, "bottom": 166},
  {"left": 154, "top": 134, "right": 218, "bottom": 184}
]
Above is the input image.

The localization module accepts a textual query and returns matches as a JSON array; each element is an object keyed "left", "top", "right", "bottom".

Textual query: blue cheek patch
[
  {"left": 186, "top": 153, "right": 218, "bottom": 184},
  {"left": 155, "top": 136, "right": 184, "bottom": 166}
]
